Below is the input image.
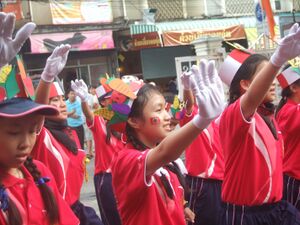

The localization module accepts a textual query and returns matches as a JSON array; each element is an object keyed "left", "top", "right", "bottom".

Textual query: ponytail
[
  {"left": 0, "top": 157, "right": 59, "bottom": 225},
  {"left": 0, "top": 184, "right": 22, "bottom": 225},
  {"left": 166, "top": 162, "right": 187, "bottom": 190},
  {"left": 24, "top": 157, "right": 59, "bottom": 224},
  {"left": 275, "top": 96, "right": 288, "bottom": 118}
]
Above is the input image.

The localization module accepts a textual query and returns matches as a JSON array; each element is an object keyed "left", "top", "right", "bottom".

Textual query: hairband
[
  {"left": 0, "top": 185, "right": 9, "bottom": 211},
  {"left": 35, "top": 177, "right": 50, "bottom": 186}
]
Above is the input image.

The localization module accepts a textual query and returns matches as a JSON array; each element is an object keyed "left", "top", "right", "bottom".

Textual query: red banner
[
  {"left": 162, "top": 25, "right": 246, "bottom": 46},
  {"left": 30, "top": 30, "right": 114, "bottom": 53},
  {"left": 1, "top": 0, "right": 23, "bottom": 20}
]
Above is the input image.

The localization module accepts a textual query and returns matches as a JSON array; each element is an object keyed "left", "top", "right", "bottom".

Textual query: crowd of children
[{"left": 2, "top": 11, "right": 300, "bottom": 225}]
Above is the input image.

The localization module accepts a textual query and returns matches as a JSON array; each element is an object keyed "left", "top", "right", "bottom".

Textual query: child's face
[
  {"left": 136, "top": 92, "right": 172, "bottom": 146},
  {"left": 47, "top": 95, "right": 68, "bottom": 121},
  {"left": 68, "top": 91, "right": 76, "bottom": 102},
  {"left": 0, "top": 114, "right": 43, "bottom": 169},
  {"left": 100, "top": 98, "right": 110, "bottom": 107}
]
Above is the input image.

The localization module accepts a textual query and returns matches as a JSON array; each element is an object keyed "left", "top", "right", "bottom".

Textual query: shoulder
[{"left": 112, "top": 148, "right": 149, "bottom": 171}]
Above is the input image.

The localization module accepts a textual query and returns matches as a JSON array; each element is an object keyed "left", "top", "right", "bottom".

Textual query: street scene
[{"left": 1, "top": 0, "right": 300, "bottom": 225}]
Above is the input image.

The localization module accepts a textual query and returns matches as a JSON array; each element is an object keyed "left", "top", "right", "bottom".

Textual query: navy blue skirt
[
  {"left": 94, "top": 172, "right": 121, "bottom": 225},
  {"left": 71, "top": 200, "right": 103, "bottom": 225},
  {"left": 185, "top": 175, "right": 222, "bottom": 225},
  {"left": 284, "top": 174, "right": 300, "bottom": 211},
  {"left": 218, "top": 200, "right": 300, "bottom": 225}
]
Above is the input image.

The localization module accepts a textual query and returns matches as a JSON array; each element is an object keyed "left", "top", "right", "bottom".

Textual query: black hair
[
  {"left": 276, "top": 64, "right": 300, "bottom": 117},
  {"left": 229, "top": 54, "right": 269, "bottom": 105},
  {"left": 125, "top": 84, "right": 187, "bottom": 199},
  {"left": 229, "top": 53, "right": 278, "bottom": 139},
  {"left": 44, "top": 119, "right": 78, "bottom": 155},
  {"left": 1, "top": 157, "right": 59, "bottom": 225}
]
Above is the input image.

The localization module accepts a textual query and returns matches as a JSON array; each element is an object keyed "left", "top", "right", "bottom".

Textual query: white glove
[
  {"left": 190, "top": 59, "right": 225, "bottom": 130},
  {"left": 180, "top": 70, "right": 193, "bottom": 90},
  {"left": 0, "top": 12, "right": 36, "bottom": 67},
  {"left": 71, "top": 79, "right": 89, "bottom": 102},
  {"left": 41, "top": 44, "right": 71, "bottom": 82},
  {"left": 270, "top": 23, "right": 300, "bottom": 67}
]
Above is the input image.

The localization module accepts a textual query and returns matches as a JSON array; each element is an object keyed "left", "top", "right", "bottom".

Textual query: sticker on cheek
[{"left": 150, "top": 117, "right": 160, "bottom": 125}]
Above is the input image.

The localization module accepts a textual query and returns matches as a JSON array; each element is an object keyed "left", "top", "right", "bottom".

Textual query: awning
[
  {"left": 130, "top": 17, "right": 259, "bottom": 35},
  {"left": 30, "top": 30, "right": 114, "bottom": 53},
  {"left": 130, "top": 16, "right": 279, "bottom": 35}
]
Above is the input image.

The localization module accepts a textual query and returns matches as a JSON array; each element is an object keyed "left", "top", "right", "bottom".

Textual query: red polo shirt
[{"left": 0, "top": 160, "right": 79, "bottom": 225}]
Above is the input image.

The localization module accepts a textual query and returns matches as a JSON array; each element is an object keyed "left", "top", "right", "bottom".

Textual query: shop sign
[
  {"left": 30, "top": 30, "right": 114, "bottom": 53},
  {"left": 162, "top": 25, "right": 246, "bottom": 46}
]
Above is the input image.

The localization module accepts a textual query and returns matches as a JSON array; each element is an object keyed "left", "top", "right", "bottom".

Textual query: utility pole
[{"left": 293, "top": 0, "right": 296, "bottom": 23}]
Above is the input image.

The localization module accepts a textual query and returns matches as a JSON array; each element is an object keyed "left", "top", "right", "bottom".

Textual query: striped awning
[{"left": 130, "top": 16, "right": 279, "bottom": 35}]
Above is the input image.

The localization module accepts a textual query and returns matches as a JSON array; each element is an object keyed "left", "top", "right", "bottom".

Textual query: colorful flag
[{"left": 260, "top": 0, "right": 275, "bottom": 39}]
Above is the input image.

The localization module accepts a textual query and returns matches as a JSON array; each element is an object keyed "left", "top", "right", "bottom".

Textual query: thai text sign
[{"left": 162, "top": 25, "right": 246, "bottom": 46}]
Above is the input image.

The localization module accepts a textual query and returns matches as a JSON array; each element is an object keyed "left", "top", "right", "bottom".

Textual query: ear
[
  {"left": 240, "top": 79, "right": 251, "bottom": 92},
  {"left": 290, "top": 83, "right": 299, "bottom": 94},
  {"left": 127, "top": 117, "right": 141, "bottom": 129}
]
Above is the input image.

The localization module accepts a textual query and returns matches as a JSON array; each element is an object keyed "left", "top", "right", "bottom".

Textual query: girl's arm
[
  {"left": 183, "top": 89, "right": 194, "bottom": 115},
  {"left": 70, "top": 79, "right": 94, "bottom": 123},
  {"left": 81, "top": 101, "right": 94, "bottom": 123},
  {"left": 147, "top": 121, "right": 203, "bottom": 175},
  {"left": 35, "top": 45, "right": 70, "bottom": 104},
  {"left": 181, "top": 68, "right": 195, "bottom": 114},
  {"left": 242, "top": 23, "right": 300, "bottom": 119},
  {"left": 146, "top": 60, "right": 224, "bottom": 175},
  {"left": 241, "top": 63, "right": 279, "bottom": 119}
]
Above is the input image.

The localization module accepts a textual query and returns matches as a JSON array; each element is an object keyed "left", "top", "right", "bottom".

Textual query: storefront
[{"left": 22, "top": 30, "right": 118, "bottom": 92}]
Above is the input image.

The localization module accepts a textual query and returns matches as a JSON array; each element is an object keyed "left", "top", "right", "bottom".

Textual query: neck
[
  {"left": 135, "top": 133, "right": 157, "bottom": 149},
  {"left": 290, "top": 95, "right": 300, "bottom": 104},
  {"left": 8, "top": 168, "right": 24, "bottom": 179}
]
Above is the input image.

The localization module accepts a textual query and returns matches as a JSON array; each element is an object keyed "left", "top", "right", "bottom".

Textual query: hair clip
[
  {"left": 0, "top": 186, "right": 9, "bottom": 211},
  {"left": 36, "top": 177, "right": 50, "bottom": 186}
]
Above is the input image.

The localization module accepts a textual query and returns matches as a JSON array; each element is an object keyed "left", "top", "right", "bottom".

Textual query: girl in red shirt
[
  {"left": 217, "top": 24, "right": 300, "bottom": 225},
  {"left": 70, "top": 64, "right": 225, "bottom": 225},
  {"left": 0, "top": 12, "right": 78, "bottom": 225},
  {"left": 276, "top": 64, "right": 300, "bottom": 211}
]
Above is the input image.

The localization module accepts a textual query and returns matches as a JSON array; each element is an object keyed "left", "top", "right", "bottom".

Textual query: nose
[
  {"left": 164, "top": 109, "right": 172, "bottom": 121},
  {"left": 19, "top": 133, "right": 33, "bottom": 151},
  {"left": 60, "top": 98, "right": 66, "bottom": 107}
]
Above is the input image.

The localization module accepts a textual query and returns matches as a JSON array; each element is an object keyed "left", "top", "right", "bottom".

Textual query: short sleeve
[
  {"left": 219, "top": 98, "right": 254, "bottom": 154},
  {"left": 111, "top": 149, "right": 151, "bottom": 203},
  {"left": 277, "top": 102, "right": 300, "bottom": 134}
]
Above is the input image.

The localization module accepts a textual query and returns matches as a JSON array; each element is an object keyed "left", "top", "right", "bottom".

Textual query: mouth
[
  {"left": 60, "top": 110, "right": 68, "bottom": 116},
  {"left": 164, "top": 124, "right": 171, "bottom": 131},
  {"left": 15, "top": 154, "right": 29, "bottom": 163}
]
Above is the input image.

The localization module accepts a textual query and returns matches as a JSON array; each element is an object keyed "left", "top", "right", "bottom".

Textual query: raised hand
[
  {"left": 0, "top": 12, "right": 36, "bottom": 67},
  {"left": 190, "top": 59, "right": 225, "bottom": 129},
  {"left": 41, "top": 44, "right": 71, "bottom": 82},
  {"left": 71, "top": 79, "right": 90, "bottom": 102},
  {"left": 180, "top": 70, "right": 194, "bottom": 91},
  {"left": 271, "top": 23, "right": 300, "bottom": 67}
]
